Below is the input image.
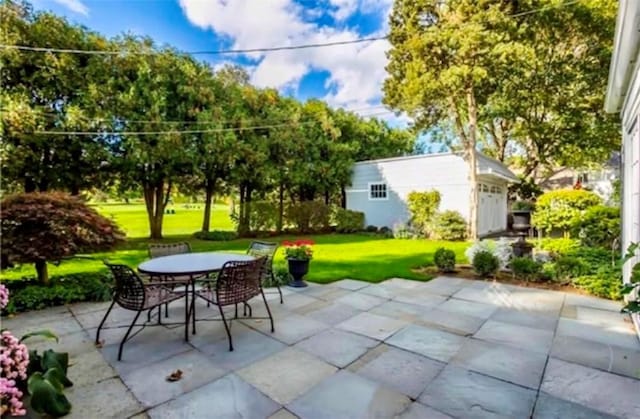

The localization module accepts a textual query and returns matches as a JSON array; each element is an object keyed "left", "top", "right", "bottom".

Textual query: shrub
[
  {"left": 509, "top": 177, "right": 543, "bottom": 201},
  {"left": 3, "top": 272, "right": 113, "bottom": 314},
  {"left": 571, "top": 205, "right": 620, "bottom": 249},
  {"left": 407, "top": 190, "right": 441, "bottom": 236},
  {"left": 267, "top": 266, "right": 291, "bottom": 287},
  {"left": 1, "top": 192, "right": 125, "bottom": 284},
  {"left": 393, "top": 222, "right": 417, "bottom": 239},
  {"left": 193, "top": 230, "right": 238, "bottom": 241},
  {"left": 472, "top": 251, "right": 500, "bottom": 277},
  {"left": 512, "top": 201, "right": 535, "bottom": 211},
  {"left": 334, "top": 208, "right": 365, "bottom": 233},
  {"left": 572, "top": 274, "right": 622, "bottom": 300},
  {"left": 465, "top": 239, "right": 512, "bottom": 269},
  {"left": 248, "top": 201, "right": 279, "bottom": 232},
  {"left": 565, "top": 247, "right": 613, "bottom": 271},
  {"left": 431, "top": 210, "right": 467, "bottom": 241},
  {"left": 531, "top": 189, "right": 602, "bottom": 235},
  {"left": 510, "top": 257, "right": 543, "bottom": 281},
  {"left": 552, "top": 256, "right": 589, "bottom": 283},
  {"left": 365, "top": 225, "right": 379, "bottom": 233},
  {"left": 433, "top": 248, "right": 456, "bottom": 273},
  {"left": 286, "top": 201, "right": 331, "bottom": 233},
  {"left": 378, "top": 226, "right": 392, "bottom": 237},
  {"left": 535, "top": 238, "right": 580, "bottom": 256}
]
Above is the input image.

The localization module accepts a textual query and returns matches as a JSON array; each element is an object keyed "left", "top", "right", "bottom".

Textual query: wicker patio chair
[
  {"left": 148, "top": 242, "right": 192, "bottom": 317},
  {"left": 97, "top": 263, "right": 189, "bottom": 361},
  {"left": 247, "top": 241, "right": 282, "bottom": 304},
  {"left": 193, "top": 257, "right": 274, "bottom": 351}
]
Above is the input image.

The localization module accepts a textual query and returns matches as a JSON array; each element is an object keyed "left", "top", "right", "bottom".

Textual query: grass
[
  {"left": 93, "top": 203, "right": 234, "bottom": 238},
  {"left": 1, "top": 202, "right": 470, "bottom": 284}
]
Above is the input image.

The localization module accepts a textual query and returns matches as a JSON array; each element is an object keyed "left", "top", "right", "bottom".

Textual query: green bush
[
  {"left": 510, "top": 257, "right": 543, "bottom": 281},
  {"left": 512, "top": 201, "right": 535, "bottom": 211},
  {"left": 565, "top": 247, "right": 612, "bottom": 271},
  {"left": 431, "top": 210, "right": 467, "bottom": 241},
  {"left": 334, "top": 208, "right": 365, "bottom": 233},
  {"left": 433, "top": 248, "right": 456, "bottom": 273},
  {"left": 572, "top": 274, "right": 622, "bottom": 300},
  {"left": 407, "top": 190, "right": 441, "bottom": 236},
  {"left": 571, "top": 205, "right": 620, "bottom": 249},
  {"left": 193, "top": 230, "right": 238, "bottom": 241},
  {"left": 552, "top": 256, "right": 589, "bottom": 283},
  {"left": 535, "top": 238, "right": 580, "bottom": 256},
  {"left": 3, "top": 272, "right": 113, "bottom": 314},
  {"left": 365, "top": 225, "right": 379, "bottom": 233},
  {"left": 249, "top": 201, "right": 280, "bottom": 232},
  {"left": 378, "top": 226, "right": 392, "bottom": 237},
  {"left": 532, "top": 189, "right": 602, "bottom": 235},
  {"left": 472, "top": 251, "right": 500, "bottom": 278},
  {"left": 286, "top": 201, "right": 331, "bottom": 233}
]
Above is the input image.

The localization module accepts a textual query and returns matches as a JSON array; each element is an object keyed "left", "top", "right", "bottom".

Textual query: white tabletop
[{"left": 138, "top": 252, "right": 255, "bottom": 276}]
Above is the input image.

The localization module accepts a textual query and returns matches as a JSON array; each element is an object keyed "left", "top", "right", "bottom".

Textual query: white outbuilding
[{"left": 345, "top": 152, "right": 518, "bottom": 236}]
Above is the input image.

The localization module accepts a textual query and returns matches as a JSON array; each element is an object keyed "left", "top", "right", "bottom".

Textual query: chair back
[
  {"left": 148, "top": 242, "right": 191, "bottom": 259},
  {"left": 247, "top": 241, "right": 277, "bottom": 274},
  {"left": 105, "top": 263, "right": 146, "bottom": 311},
  {"left": 216, "top": 257, "right": 267, "bottom": 306}
]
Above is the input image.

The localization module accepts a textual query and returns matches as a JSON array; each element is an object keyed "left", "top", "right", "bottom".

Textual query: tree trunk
[
  {"left": 35, "top": 259, "right": 49, "bottom": 285},
  {"left": 341, "top": 186, "right": 347, "bottom": 209},
  {"left": 70, "top": 184, "right": 80, "bottom": 196},
  {"left": 24, "top": 177, "right": 37, "bottom": 193},
  {"left": 466, "top": 89, "right": 479, "bottom": 240},
  {"left": 143, "top": 180, "right": 170, "bottom": 239},
  {"left": 201, "top": 179, "right": 215, "bottom": 232},
  {"left": 324, "top": 190, "right": 330, "bottom": 206},
  {"left": 244, "top": 187, "right": 253, "bottom": 234},
  {"left": 238, "top": 185, "right": 246, "bottom": 235},
  {"left": 277, "top": 182, "right": 284, "bottom": 234}
]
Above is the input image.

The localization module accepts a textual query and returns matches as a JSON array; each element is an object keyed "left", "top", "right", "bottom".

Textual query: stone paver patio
[{"left": 5, "top": 277, "right": 640, "bottom": 418}]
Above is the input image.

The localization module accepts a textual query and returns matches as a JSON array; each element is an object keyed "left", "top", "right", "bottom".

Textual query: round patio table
[{"left": 138, "top": 252, "right": 255, "bottom": 337}]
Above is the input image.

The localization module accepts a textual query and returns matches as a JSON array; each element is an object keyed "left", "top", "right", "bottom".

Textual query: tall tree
[{"left": 384, "top": 0, "right": 519, "bottom": 238}]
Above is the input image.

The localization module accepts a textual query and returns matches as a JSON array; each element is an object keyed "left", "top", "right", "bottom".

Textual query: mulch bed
[{"left": 414, "top": 265, "right": 591, "bottom": 295}]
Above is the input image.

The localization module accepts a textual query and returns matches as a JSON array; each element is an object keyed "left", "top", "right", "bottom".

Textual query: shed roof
[{"left": 354, "top": 151, "right": 519, "bottom": 182}]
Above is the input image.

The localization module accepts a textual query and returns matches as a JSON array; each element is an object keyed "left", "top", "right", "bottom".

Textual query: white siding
[{"left": 346, "top": 154, "right": 471, "bottom": 228}]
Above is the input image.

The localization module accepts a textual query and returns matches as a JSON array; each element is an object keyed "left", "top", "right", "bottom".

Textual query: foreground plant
[
  {"left": 621, "top": 243, "right": 640, "bottom": 315},
  {"left": 282, "top": 239, "right": 314, "bottom": 260}
]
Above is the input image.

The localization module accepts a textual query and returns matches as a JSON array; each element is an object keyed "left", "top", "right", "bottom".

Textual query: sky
[{"left": 31, "top": 0, "right": 409, "bottom": 126}]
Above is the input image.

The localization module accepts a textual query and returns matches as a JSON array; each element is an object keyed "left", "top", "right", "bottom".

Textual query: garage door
[{"left": 478, "top": 183, "right": 506, "bottom": 235}]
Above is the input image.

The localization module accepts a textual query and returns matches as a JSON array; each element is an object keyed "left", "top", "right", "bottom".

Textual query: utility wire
[
  {"left": 33, "top": 110, "right": 398, "bottom": 136},
  {"left": 0, "top": 36, "right": 387, "bottom": 56}
]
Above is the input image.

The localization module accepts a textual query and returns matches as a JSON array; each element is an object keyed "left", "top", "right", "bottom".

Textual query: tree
[
  {"left": 0, "top": 192, "right": 124, "bottom": 283},
  {"left": 384, "top": 0, "right": 519, "bottom": 238}
]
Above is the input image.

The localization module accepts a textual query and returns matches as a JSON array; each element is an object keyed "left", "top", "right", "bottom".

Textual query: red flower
[{"left": 282, "top": 240, "right": 293, "bottom": 247}]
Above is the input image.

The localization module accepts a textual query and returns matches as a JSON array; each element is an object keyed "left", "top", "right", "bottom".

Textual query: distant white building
[{"left": 345, "top": 152, "right": 518, "bottom": 236}]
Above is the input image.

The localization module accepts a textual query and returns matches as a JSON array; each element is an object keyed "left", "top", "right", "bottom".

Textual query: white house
[
  {"left": 345, "top": 152, "right": 518, "bottom": 236},
  {"left": 605, "top": 0, "right": 640, "bottom": 334}
]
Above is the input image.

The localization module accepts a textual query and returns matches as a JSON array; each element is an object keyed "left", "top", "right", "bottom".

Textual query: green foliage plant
[
  {"left": 285, "top": 201, "right": 331, "bottom": 234},
  {"left": 571, "top": 205, "right": 620, "bottom": 249},
  {"left": 334, "top": 209, "right": 365, "bottom": 233},
  {"left": 509, "top": 178, "right": 542, "bottom": 202},
  {"left": 511, "top": 201, "right": 535, "bottom": 211},
  {"left": 433, "top": 248, "right": 456, "bottom": 273},
  {"left": 407, "top": 190, "right": 441, "bottom": 237},
  {"left": 621, "top": 243, "right": 640, "bottom": 314},
  {"left": 193, "top": 230, "right": 238, "bottom": 242},
  {"left": 552, "top": 256, "right": 589, "bottom": 284},
  {"left": 531, "top": 189, "right": 602, "bottom": 236},
  {"left": 472, "top": 251, "right": 500, "bottom": 278},
  {"left": 535, "top": 238, "right": 581, "bottom": 256},
  {"left": 509, "top": 257, "right": 543, "bottom": 282},
  {"left": 430, "top": 210, "right": 467, "bottom": 241}
]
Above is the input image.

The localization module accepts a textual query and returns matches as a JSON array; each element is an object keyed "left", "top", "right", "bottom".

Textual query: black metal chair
[
  {"left": 193, "top": 257, "right": 274, "bottom": 351},
  {"left": 148, "top": 242, "right": 192, "bottom": 317},
  {"left": 247, "top": 241, "right": 282, "bottom": 304},
  {"left": 97, "top": 263, "right": 189, "bottom": 361}
]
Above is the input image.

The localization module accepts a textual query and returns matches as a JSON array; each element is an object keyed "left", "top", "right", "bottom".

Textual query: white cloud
[
  {"left": 179, "top": 0, "right": 393, "bottom": 113},
  {"left": 52, "top": 0, "right": 88, "bottom": 15}
]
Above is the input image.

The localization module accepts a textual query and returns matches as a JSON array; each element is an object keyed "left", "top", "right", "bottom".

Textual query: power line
[
  {"left": 33, "top": 110, "right": 398, "bottom": 136},
  {"left": 0, "top": 36, "right": 387, "bottom": 56}
]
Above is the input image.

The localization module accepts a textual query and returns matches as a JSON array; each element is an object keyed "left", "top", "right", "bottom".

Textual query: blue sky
[{"left": 33, "top": 0, "right": 398, "bottom": 118}]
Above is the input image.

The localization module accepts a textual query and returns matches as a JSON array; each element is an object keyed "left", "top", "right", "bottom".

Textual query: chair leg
[
  {"left": 218, "top": 305, "right": 233, "bottom": 351},
  {"left": 157, "top": 306, "right": 162, "bottom": 325},
  {"left": 165, "top": 302, "right": 169, "bottom": 318},
  {"left": 234, "top": 303, "right": 238, "bottom": 319},
  {"left": 118, "top": 310, "right": 142, "bottom": 361},
  {"left": 272, "top": 272, "right": 283, "bottom": 304},
  {"left": 261, "top": 289, "right": 275, "bottom": 333},
  {"left": 95, "top": 300, "right": 116, "bottom": 344}
]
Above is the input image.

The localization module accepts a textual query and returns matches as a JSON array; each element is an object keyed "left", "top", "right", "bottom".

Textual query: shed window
[{"left": 369, "top": 183, "right": 388, "bottom": 200}]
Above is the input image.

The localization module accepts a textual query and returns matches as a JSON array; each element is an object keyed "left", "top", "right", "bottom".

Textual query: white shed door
[{"left": 478, "top": 183, "right": 506, "bottom": 235}]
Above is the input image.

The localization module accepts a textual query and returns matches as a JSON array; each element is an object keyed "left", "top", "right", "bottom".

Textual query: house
[
  {"left": 345, "top": 152, "right": 518, "bottom": 236},
  {"left": 538, "top": 153, "right": 621, "bottom": 203},
  {"left": 605, "top": 0, "right": 640, "bottom": 334}
]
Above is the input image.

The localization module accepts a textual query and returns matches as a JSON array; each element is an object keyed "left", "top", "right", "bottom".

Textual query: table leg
[
  {"left": 191, "top": 275, "right": 197, "bottom": 335},
  {"left": 184, "top": 280, "right": 189, "bottom": 342}
]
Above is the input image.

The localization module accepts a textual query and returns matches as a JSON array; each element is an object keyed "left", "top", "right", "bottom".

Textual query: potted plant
[
  {"left": 511, "top": 200, "right": 534, "bottom": 229},
  {"left": 282, "top": 239, "right": 314, "bottom": 287}
]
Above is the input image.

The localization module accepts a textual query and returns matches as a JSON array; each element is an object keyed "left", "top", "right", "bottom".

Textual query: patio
[{"left": 5, "top": 277, "right": 639, "bottom": 419}]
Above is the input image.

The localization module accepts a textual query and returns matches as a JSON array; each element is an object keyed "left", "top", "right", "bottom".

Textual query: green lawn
[
  {"left": 93, "top": 203, "right": 234, "bottom": 238},
  {"left": 1, "top": 203, "right": 470, "bottom": 284},
  {"left": 1, "top": 234, "right": 469, "bottom": 284}
]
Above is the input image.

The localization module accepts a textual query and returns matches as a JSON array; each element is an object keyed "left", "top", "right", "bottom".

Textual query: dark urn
[{"left": 287, "top": 258, "right": 309, "bottom": 288}]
